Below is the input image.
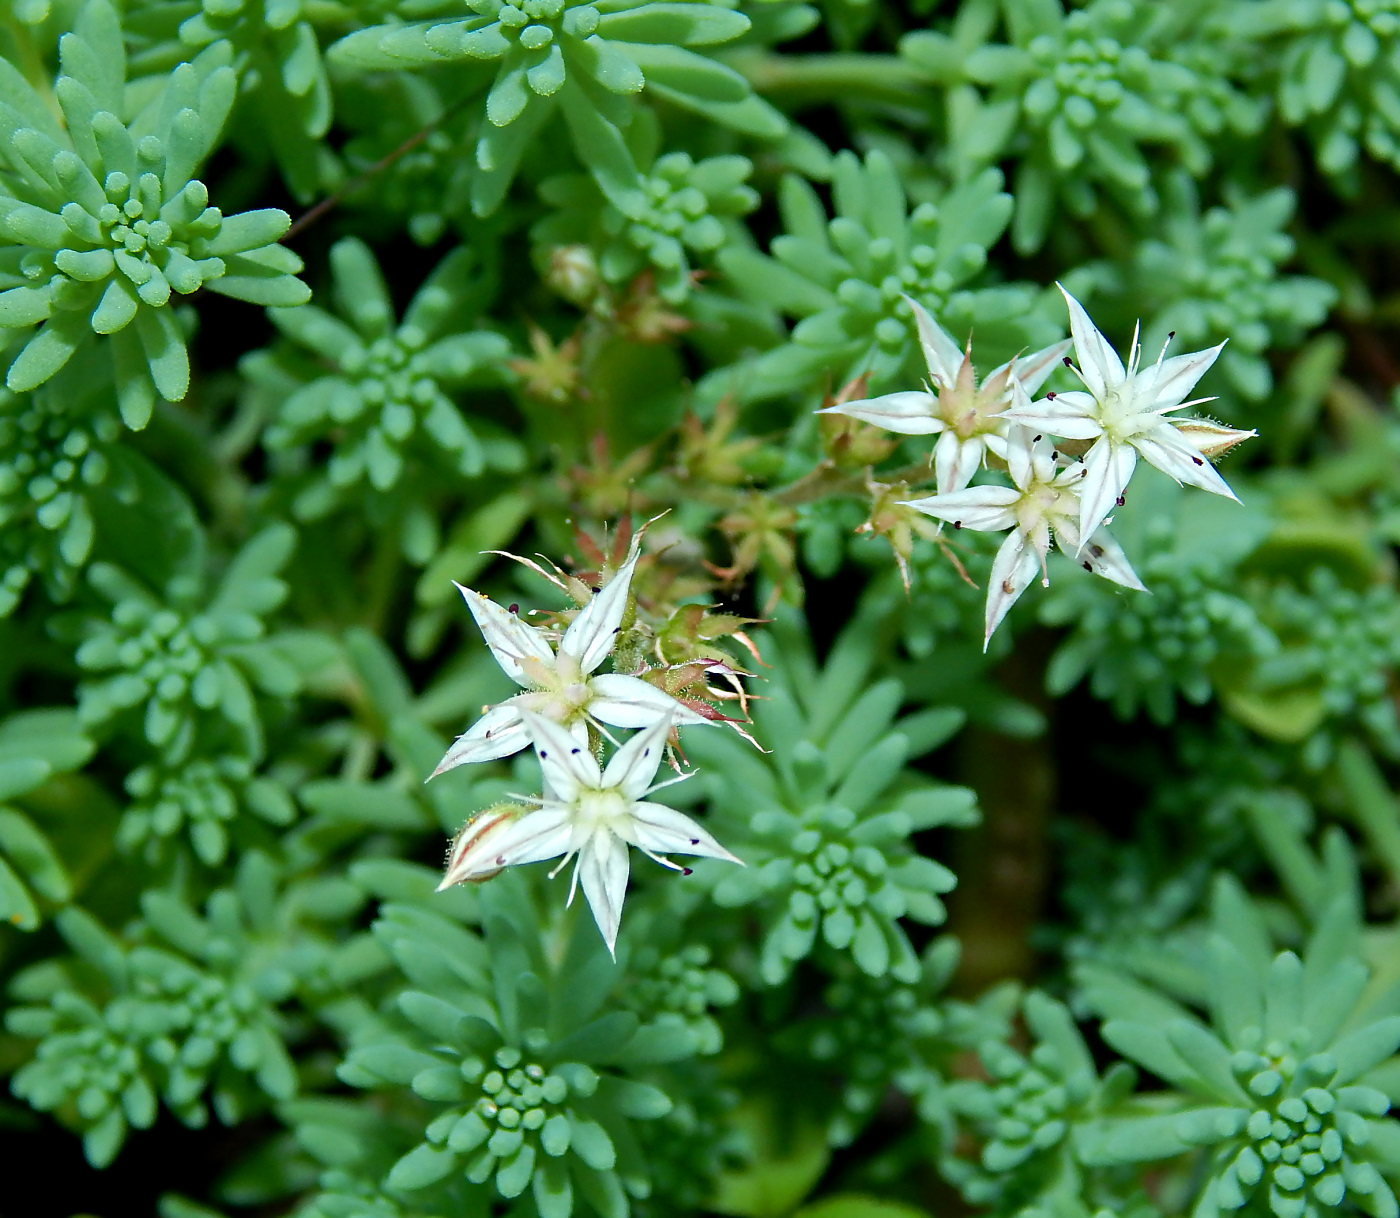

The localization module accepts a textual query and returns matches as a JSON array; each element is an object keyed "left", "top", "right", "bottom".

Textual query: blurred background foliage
[{"left": 7, "top": 0, "right": 1400, "bottom": 1217}]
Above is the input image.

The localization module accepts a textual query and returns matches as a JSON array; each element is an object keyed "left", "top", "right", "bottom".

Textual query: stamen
[
  {"left": 1046, "top": 392, "right": 1056, "bottom": 400},
  {"left": 1128, "top": 320, "right": 1141, "bottom": 376}
]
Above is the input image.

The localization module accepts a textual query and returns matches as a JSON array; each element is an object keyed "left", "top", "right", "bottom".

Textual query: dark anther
[
  {"left": 682, "top": 867, "right": 693, "bottom": 876},
  {"left": 1192, "top": 456, "right": 1204, "bottom": 465},
  {"left": 1116, "top": 495, "right": 1125, "bottom": 506},
  {"left": 496, "top": 855, "right": 506, "bottom": 865},
  {"left": 690, "top": 838, "right": 699, "bottom": 845},
  {"left": 590, "top": 585, "right": 601, "bottom": 592},
  {"left": 1082, "top": 561, "right": 1092, "bottom": 571},
  {"left": 571, "top": 747, "right": 581, "bottom": 754},
  {"left": 1051, "top": 451, "right": 1059, "bottom": 460},
  {"left": 953, "top": 520, "right": 962, "bottom": 529},
  {"left": 1046, "top": 391, "right": 1057, "bottom": 399},
  {"left": 1090, "top": 544, "right": 1104, "bottom": 558},
  {"left": 1168, "top": 330, "right": 1176, "bottom": 340},
  {"left": 1034, "top": 435, "right": 1042, "bottom": 442},
  {"left": 539, "top": 750, "right": 548, "bottom": 758},
  {"left": 1063, "top": 356, "right": 1073, "bottom": 367},
  {"left": 508, "top": 603, "right": 519, "bottom": 615}
]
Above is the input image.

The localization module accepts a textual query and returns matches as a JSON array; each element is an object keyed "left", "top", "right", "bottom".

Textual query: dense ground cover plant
[{"left": 9, "top": 1, "right": 1400, "bottom": 1217}]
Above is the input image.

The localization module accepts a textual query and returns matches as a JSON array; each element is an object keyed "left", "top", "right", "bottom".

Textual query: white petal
[
  {"left": 601, "top": 715, "right": 674, "bottom": 799},
  {"left": 589, "top": 674, "right": 709, "bottom": 730},
  {"left": 1135, "top": 341, "right": 1226, "bottom": 411},
  {"left": 818, "top": 391, "right": 942, "bottom": 435},
  {"left": 560, "top": 541, "right": 641, "bottom": 674},
  {"left": 1058, "top": 283, "right": 1124, "bottom": 398},
  {"left": 933, "top": 431, "right": 985, "bottom": 493},
  {"left": 439, "top": 806, "right": 572, "bottom": 888},
  {"left": 519, "top": 709, "right": 600, "bottom": 801},
  {"left": 625, "top": 801, "right": 741, "bottom": 864},
  {"left": 456, "top": 583, "right": 556, "bottom": 688},
  {"left": 577, "top": 829, "right": 630, "bottom": 956},
  {"left": 1078, "top": 528, "right": 1147, "bottom": 591},
  {"left": 901, "top": 485, "right": 1019, "bottom": 532},
  {"left": 1000, "top": 396, "right": 1104, "bottom": 440},
  {"left": 984, "top": 531, "right": 1040, "bottom": 648},
  {"left": 1003, "top": 415, "right": 1043, "bottom": 490},
  {"left": 1076, "top": 437, "right": 1137, "bottom": 544},
  {"left": 431, "top": 703, "right": 530, "bottom": 776},
  {"left": 1134, "top": 425, "right": 1240, "bottom": 500},
  {"left": 904, "top": 294, "right": 964, "bottom": 384},
  {"left": 1011, "top": 338, "right": 1073, "bottom": 395}
]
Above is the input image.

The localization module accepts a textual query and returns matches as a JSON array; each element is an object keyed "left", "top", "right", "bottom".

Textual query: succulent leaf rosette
[
  {"left": 330, "top": 0, "right": 785, "bottom": 216},
  {"left": 0, "top": 1, "right": 309, "bottom": 426}
]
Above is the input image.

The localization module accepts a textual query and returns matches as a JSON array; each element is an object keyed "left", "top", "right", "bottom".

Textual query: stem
[
  {"left": 946, "top": 633, "right": 1056, "bottom": 995},
  {"left": 285, "top": 106, "right": 460, "bottom": 242},
  {"left": 727, "top": 51, "right": 928, "bottom": 109}
]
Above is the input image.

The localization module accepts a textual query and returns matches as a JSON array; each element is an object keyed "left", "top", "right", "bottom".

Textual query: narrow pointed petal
[
  {"left": 818, "top": 391, "right": 942, "bottom": 435},
  {"left": 601, "top": 715, "right": 673, "bottom": 799},
  {"left": 904, "top": 294, "right": 964, "bottom": 384},
  {"left": 1000, "top": 396, "right": 1104, "bottom": 440},
  {"left": 1078, "top": 528, "right": 1147, "bottom": 591},
  {"left": 1005, "top": 421, "right": 1037, "bottom": 490},
  {"left": 1011, "top": 338, "right": 1074, "bottom": 395},
  {"left": 577, "top": 829, "right": 630, "bottom": 955},
  {"left": 984, "top": 531, "right": 1040, "bottom": 648},
  {"left": 560, "top": 543, "right": 641, "bottom": 674},
  {"left": 625, "top": 801, "right": 741, "bottom": 864},
  {"left": 589, "top": 674, "right": 708, "bottom": 732},
  {"left": 1058, "top": 283, "right": 1124, "bottom": 398},
  {"left": 440, "top": 806, "right": 572, "bottom": 888},
  {"left": 933, "top": 431, "right": 985, "bottom": 493},
  {"left": 1076, "top": 437, "right": 1137, "bottom": 543},
  {"left": 902, "top": 485, "right": 1019, "bottom": 532},
  {"left": 432, "top": 703, "right": 530, "bottom": 776},
  {"left": 1134, "top": 426, "right": 1240, "bottom": 500},
  {"left": 520, "top": 709, "right": 600, "bottom": 801},
  {"left": 1137, "top": 341, "right": 1227, "bottom": 410},
  {"left": 456, "top": 583, "right": 557, "bottom": 688}
]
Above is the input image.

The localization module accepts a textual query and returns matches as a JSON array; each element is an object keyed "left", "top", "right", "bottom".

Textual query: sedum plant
[
  {"left": 0, "top": 1, "right": 309, "bottom": 426},
  {"left": 11, "top": 1, "right": 1400, "bottom": 1217}
]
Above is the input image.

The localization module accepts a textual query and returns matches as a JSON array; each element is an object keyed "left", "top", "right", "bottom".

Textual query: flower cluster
[
  {"left": 431, "top": 526, "right": 745, "bottom": 952},
  {"left": 828, "top": 286, "right": 1256, "bottom": 644}
]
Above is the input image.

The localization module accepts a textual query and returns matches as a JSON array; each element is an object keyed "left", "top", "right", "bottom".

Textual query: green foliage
[
  {"left": 0, "top": 1, "right": 309, "bottom": 423},
  {"left": 337, "top": 875, "right": 691, "bottom": 1217},
  {"left": 328, "top": 0, "right": 782, "bottom": 216},
  {"left": 697, "top": 615, "right": 977, "bottom": 984},
  {"left": 8, "top": 0, "right": 1400, "bottom": 1215},
  {"left": 533, "top": 123, "right": 758, "bottom": 303},
  {"left": 706, "top": 151, "right": 1055, "bottom": 404},
  {"left": 254, "top": 238, "right": 516, "bottom": 519},
  {"left": 1076, "top": 870, "right": 1400, "bottom": 1218}
]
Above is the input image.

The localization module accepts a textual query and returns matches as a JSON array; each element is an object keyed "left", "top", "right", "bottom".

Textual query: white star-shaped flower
[
  {"left": 902, "top": 418, "right": 1146, "bottom": 647},
  {"left": 1001, "top": 284, "right": 1250, "bottom": 546},
  {"left": 438, "top": 712, "right": 741, "bottom": 954},
  {"left": 431, "top": 542, "right": 708, "bottom": 777},
  {"left": 817, "top": 295, "right": 1070, "bottom": 493}
]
